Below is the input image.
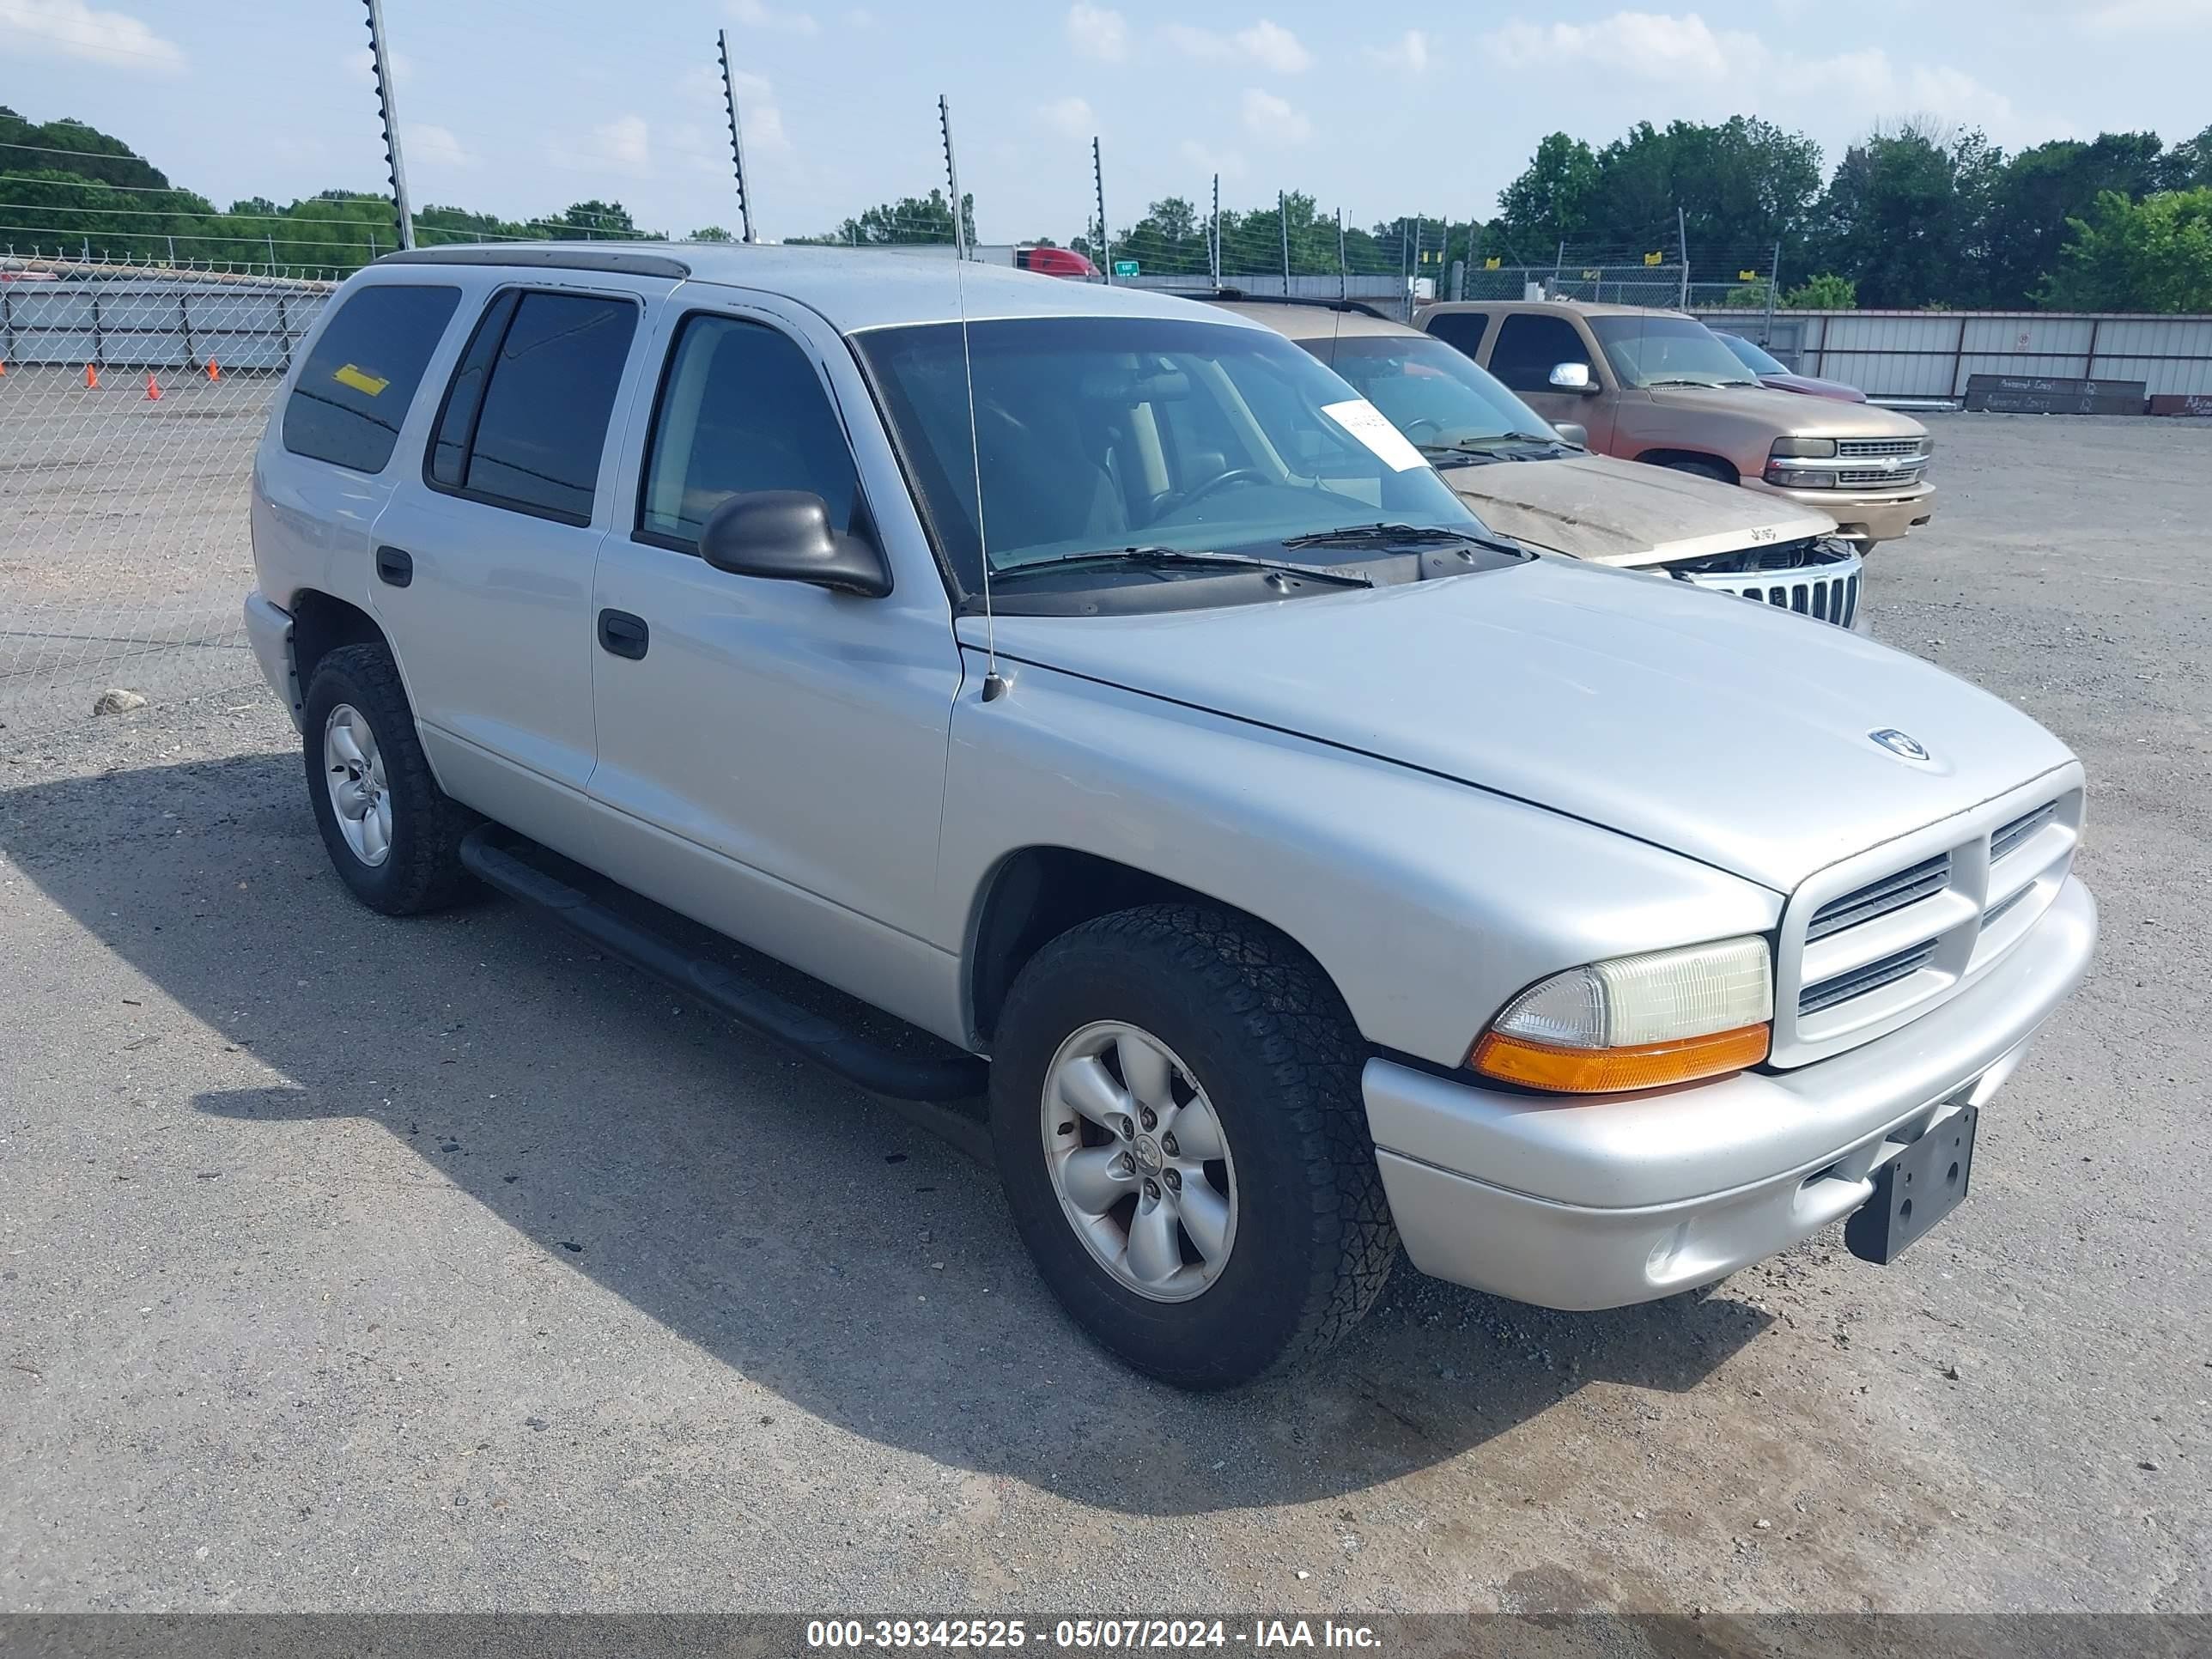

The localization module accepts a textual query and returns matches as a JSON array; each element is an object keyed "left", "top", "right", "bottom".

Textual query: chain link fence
[{"left": 0, "top": 258, "right": 332, "bottom": 745}]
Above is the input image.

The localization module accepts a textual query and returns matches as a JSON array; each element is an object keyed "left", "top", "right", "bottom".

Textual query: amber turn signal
[{"left": 1471, "top": 1022, "right": 1771, "bottom": 1094}]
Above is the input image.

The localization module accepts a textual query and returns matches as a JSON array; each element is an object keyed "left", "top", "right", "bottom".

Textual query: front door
[
  {"left": 585, "top": 295, "right": 964, "bottom": 991},
  {"left": 1482, "top": 312, "right": 1617, "bottom": 452}
]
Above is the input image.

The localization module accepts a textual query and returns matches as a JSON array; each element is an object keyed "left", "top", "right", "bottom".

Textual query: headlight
[
  {"left": 1765, "top": 462, "right": 1835, "bottom": 488},
  {"left": 1470, "top": 937, "right": 1772, "bottom": 1093},
  {"left": 1771, "top": 437, "right": 1837, "bottom": 459}
]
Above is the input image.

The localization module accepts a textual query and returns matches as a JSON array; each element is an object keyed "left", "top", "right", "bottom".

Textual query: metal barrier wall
[{"left": 1692, "top": 307, "right": 2212, "bottom": 401}]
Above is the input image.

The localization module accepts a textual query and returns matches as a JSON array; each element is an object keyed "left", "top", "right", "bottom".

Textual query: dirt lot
[{"left": 0, "top": 412, "right": 2206, "bottom": 1615}]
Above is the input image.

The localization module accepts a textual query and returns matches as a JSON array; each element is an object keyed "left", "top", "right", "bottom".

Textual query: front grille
[
  {"left": 1675, "top": 540, "right": 1861, "bottom": 628},
  {"left": 1837, "top": 466, "right": 1923, "bottom": 489},
  {"left": 1991, "top": 802, "right": 2057, "bottom": 862},
  {"left": 1772, "top": 785, "right": 2081, "bottom": 1067},
  {"left": 1800, "top": 939, "right": 1939, "bottom": 1017},
  {"left": 1838, "top": 438, "right": 1927, "bottom": 459},
  {"left": 1807, "top": 852, "right": 1952, "bottom": 941}
]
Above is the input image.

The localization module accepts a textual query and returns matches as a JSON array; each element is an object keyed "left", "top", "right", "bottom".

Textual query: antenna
[{"left": 943, "top": 96, "right": 1006, "bottom": 702}]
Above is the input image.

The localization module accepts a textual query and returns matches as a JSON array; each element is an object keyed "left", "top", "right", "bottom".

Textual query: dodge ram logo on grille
[{"left": 1869, "top": 728, "right": 1932, "bottom": 762}]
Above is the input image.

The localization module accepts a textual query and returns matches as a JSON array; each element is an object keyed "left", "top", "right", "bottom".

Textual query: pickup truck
[
  {"left": 245, "top": 245, "right": 2094, "bottom": 1389},
  {"left": 1417, "top": 299, "right": 1936, "bottom": 545}
]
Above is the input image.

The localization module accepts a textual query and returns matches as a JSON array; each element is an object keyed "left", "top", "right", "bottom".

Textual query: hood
[
  {"left": 1441, "top": 450, "right": 1836, "bottom": 567},
  {"left": 1762, "top": 372, "right": 1869, "bottom": 404},
  {"left": 1646, "top": 381, "right": 1920, "bottom": 437},
  {"left": 963, "top": 556, "right": 2075, "bottom": 894}
]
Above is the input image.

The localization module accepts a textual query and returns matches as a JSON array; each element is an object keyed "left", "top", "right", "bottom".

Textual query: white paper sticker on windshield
[{"left": 1321, "top": 398, "right": 1428, "bottom": 472}]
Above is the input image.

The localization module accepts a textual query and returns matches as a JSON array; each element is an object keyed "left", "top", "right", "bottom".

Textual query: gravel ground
[{"left": 0, "top": 411, "right": 2206, "bottom": 1615}]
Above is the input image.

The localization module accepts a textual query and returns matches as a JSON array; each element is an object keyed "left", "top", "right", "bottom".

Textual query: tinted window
[
  {"left": 638, "top": 313, "right": 858, "bottom": 548},
  {"left": 1423, "top": 311, "right": 1488, "bottom": 361},
  {"left": 1488, "top": 314, "right": 1593, "bottom": 393},
  {"left": 434, "top": 291, "right": 637, "bottom": 525},
  {"left": 282, "top": 283, "right": 460, "bottom": 473},
  {"left": 427, "top": 291, "right": 519, "bottom": 488},
  {"left": 1590, "top": 316, "right": 1759, "bottom": 388}
]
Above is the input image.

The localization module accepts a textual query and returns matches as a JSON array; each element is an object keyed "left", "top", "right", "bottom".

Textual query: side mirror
[
  {"left": 1552, "top": 422, "right": 1589, "bottom": 447},
  {"left": 1548, "top": 362, "right": 1598, "bottom": 393},
  {"left": 697, "top": 490, "right": 890, "bottom": 598}
]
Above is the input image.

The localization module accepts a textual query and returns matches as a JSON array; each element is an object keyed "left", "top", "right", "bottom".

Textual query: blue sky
[{"left": 4, "top": 0, "right": 2211, "bottom": 244}]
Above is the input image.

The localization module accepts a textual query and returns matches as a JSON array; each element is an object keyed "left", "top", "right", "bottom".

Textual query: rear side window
[
  {"left": 636, "top": 313, "right": 858, "bottom": 550},
  {"left": 426, "top": 290, "right": 639, "bottom": 526},
  {"left": 1424, "top": 311, "right": 1488, "bottom": 361},
  {"left": 1488, "top": 314, "right": 1593, "bottom": 393},
  {"left": 282, "top": 283, "right": 460, "bottom": 473}
]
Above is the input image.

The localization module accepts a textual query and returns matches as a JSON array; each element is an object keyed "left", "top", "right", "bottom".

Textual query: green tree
[
  {"left": 688, "top": 224, "right": 734, "bottom": 241},
  {"left": 2159, "top": 124, "right": 2212, "bottom": 191},
  {"left": 1810, "top": 123, "right": 2002, "bottom": 307},
  {"left": 1493, "top": 132, "right": 1600, "bottom": 257},
  {"left": 1585, "top": 117, "right": 1821, "bottom": 263},
  {"left": 1784, "top": 273, "right": 1857, "bottom": 308},
  {"left": 2042, "top": 188, "right": 2212, "bottom": 312},
  {"left": 1977, "top": 132, "right": 2166, "bottom": 306},
  {"left": 810, "top": 188, "right": 975, "bottom": 246}
]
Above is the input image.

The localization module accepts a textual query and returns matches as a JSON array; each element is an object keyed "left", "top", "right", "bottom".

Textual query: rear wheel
[
  {"left": 989, "top": 905, "right": 1396, "bottom": 1389},
  {"left": 301, "top": 642, "right": 474, "bottom": 915}
]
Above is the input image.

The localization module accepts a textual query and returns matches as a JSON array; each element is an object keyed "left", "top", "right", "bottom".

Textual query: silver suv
[{"left": 246, "top": 245, "right": 2097, "bottom": 1389}]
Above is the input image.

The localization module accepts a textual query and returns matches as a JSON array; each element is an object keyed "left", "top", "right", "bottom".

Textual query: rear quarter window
[
  {"left": 282, "top": 283, "right": 462, "bottom": 473},
  {"left": 1424, "top": 311, "right": 1489, "bottom": 361}
]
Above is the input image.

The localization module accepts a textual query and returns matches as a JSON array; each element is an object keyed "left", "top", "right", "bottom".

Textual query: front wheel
[{"left": 989, "top": 905, "right": 1396, "bottom": 1389}]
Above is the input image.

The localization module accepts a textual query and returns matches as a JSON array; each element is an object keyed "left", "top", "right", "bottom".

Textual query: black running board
[{"left": 459, "top": 825, "right": 989, "bottom": 1106}]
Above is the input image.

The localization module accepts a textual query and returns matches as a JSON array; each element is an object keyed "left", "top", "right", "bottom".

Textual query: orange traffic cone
[
  {"left": 144, "top": 373, "right": 162, "bottom": 401},
  {"left": 204, "top": 357, "right": 220, "bottom": 382},
  {"left": 84, "top": 363, "right": 99, "bottom": 389}
]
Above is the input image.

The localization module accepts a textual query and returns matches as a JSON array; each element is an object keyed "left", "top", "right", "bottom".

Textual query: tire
[
  {"left": 989, "top": 904, "right": 1396, "bottom": 1389},
  {"left": 1659, "top": 457, "right": 1736, "bottom": 486},
  {"left": 301, "top": 641, "right": 474, "bottom": 915}
]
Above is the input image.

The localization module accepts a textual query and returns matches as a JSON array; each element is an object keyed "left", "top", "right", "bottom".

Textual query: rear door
[
  {"left": 1483, "top": 312, "right": 1617, "bottom": 452},
  {"left": 368, "top": 274, "right": 670, "bottom": 805}
]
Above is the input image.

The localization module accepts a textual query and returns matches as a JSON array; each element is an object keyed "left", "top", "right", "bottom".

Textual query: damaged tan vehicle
[{"left": 1209, "top": 295, "right": 1865, "bottom": 629}]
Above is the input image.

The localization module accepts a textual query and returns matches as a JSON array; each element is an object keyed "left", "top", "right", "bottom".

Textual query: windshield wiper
[
  {"left": 1642, "top": 378, "right": 1755, "bottom": 389},
  {"left": 1280, "top": 521, "right": 1516, "bottom": 554},
  {"left": 991, "top": 545, "right": 1373, "bottom": 587}
]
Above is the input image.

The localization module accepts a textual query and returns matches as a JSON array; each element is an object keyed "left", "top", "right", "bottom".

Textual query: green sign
[{"left": 1112, "top": 259, "right": 1139, "bottom": 277}]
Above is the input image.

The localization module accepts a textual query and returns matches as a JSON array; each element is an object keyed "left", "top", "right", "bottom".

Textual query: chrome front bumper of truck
[{"left": 1365, "top": 875, "right": 2096, "bottom": 1310}]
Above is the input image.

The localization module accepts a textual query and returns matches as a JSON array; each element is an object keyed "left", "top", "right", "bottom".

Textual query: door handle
[
  {"left": 374, "top": 545, "right": 413, "bottom": 587},
  {"left": 598, "top": 608, "right": 649, "bottom": 660}
]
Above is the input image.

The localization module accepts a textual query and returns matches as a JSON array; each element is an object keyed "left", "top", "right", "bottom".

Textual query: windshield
[
  {"left": 854, "top": 315, "right": 1480, "bottom": 591},
  {"left": 1589, "top": 315, "right": 1759, "bottom": 389},
  {"left": 1314, "top": 334, "right": 1561, "bottom": 451},
  {"left": 1716, "top": 331, "right": 1789, "bottom": 376}
]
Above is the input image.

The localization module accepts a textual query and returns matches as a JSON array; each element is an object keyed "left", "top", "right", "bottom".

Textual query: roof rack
[
  {"left": 377, "top": 245, "right": 694, "bottom": 280},
  {"left": 1166, "top": 285, "right": 1395, "bottom": 320}
]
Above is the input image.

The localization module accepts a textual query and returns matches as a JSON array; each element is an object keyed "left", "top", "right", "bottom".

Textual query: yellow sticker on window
[{"left": 332, "top": 363, "right": 390, "bottom": 396}]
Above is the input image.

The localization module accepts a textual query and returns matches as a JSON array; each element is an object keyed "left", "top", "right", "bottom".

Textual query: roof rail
[
  {"left": 377, "top": 245, "right": 694, "bottom": 280},
  {"left": 1168, "top": 285, "right": 1395, "bottom": 320}
]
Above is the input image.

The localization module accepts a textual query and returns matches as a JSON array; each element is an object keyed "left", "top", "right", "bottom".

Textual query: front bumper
[
  {"left": 1366, "top": 875, "right": 2095, "bottom": 1310},
  {"left": 1750, "top": 478, "right": 1935, "bottom": 544},
  {"left": 243, "top": 591, "right": 301, "bottom": 730}
]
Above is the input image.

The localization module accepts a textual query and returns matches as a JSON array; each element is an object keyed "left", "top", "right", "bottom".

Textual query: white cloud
[
  {"left": 0, "top": 0, "right": 185, "bottom": 75},
  {"left": 1481, "top": 10, "right": 2030, "bottom": 145},
  {"left": 1036, "top": 95, "right": 1096, "bottom": 140},
  {"left": 726, "top": 0, "right": 818, "bottom": 36},
  {"left": 404, "top": 123, "right": 473, "bottom": 171},
  {"left": 551, "top": 113, "right": 654, "bottom": 178},
  {"left": 2077, "top": 0, "right": 2212, "bottom": 27},
  {"left": 1166, "top": 18, "right": 1311, "bottom": 73},
  {"left": 1065, "top": 3, "right": 1127, "bottom": 62},
  {"left": 1240, "top": 87, "right": 1311, "bottom": 146},
  {"left": 1179, "top": 138, "right": 1247, "bottom": 181},
  {"left": 1364, "top": 29, "right": 1431, "bottom": 75},
  {"left": 846, "top": 5, "right": 875, "bottom": 23}
]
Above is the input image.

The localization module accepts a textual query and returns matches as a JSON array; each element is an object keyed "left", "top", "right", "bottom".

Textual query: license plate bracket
[{"left": 1845, "top": 1104, "right": 1977, "bottom": 1266}]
